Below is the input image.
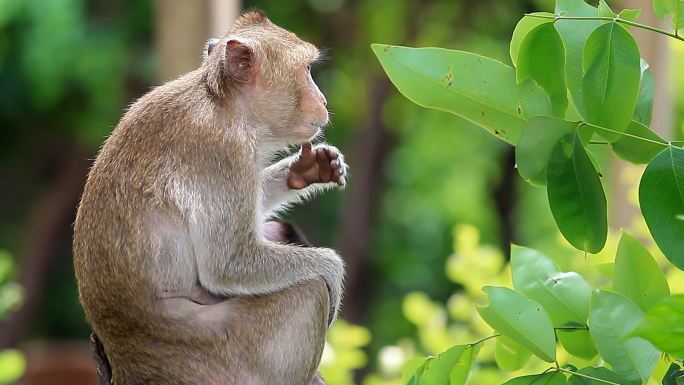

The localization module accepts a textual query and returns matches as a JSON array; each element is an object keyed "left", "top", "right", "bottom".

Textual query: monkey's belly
[{"left": 110, "top": 280, "right": 329, "bottom": 385}]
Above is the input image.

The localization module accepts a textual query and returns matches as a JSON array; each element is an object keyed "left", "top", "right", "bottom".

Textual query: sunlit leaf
[
  {"left": 546, "top": 133, "right": 607, "bottom": 253},
  {"left": 477, "top": 286, "right": 556, "bottom": 362},
  {"left": 449, "top": 344, "right": 479, "bottom": 385},
  {"left": 555, "top": 0, "right": 601, "bottom": 118},
  {"left": 495, "top": 335, "right": 532, "bottom": 371},
  {"left": 419, "top": 345, "right": 465, "bottom": 385},
  {"left": 611, "top": 121, "right": 666, "bottom": 164},
  {"left": 516, "top": 23, "right": 568, "bottom": 116},
  {"left": 598, "top": 0, "right": 615, "bottom": 17},
  {"left": 502, "top": 372, "right": 567, "bottom": 385},
  {"left": 631, "top": 294, "right": 684, "bottom": 358},
  {"left": 582, "top": 22, "right": 641, "bottom": 141},
  {"left": 557, "top": 330, "right": 598, "bottom": 360},
  {"left": 639, "top": 146, "right": 684, "bottom": 270},
  {"left": 516, "top": 116, "right": 578, "bottom": 186},
  {"left": 619, "top": 8, "right": 641, "bottom": 24},
  {"left": 407, "top": 357, "right": 432, "bottom": 385},
  {"left": 588, "top": 290, "right": 659, "bottom": 384},
  {"left": 510, "top": 13, "right": 554, "bottom": 66},
  {"left": 633, "top": 60, "right": 654, "bottom": 126},
  {"left": 613, "top": 231, "right": 669, "bottom": 312},
  {"left": 653, "top": 0, "right": 684, "bottom": 31},
  {"left": 402, "top": 357, "right": 429, "bottom": 385},
  {"left": 371, "top": 44, "right": 552, "bottom": 144},
  {"left": 511, "top": 245, "right": 590, "bottom": 325}
]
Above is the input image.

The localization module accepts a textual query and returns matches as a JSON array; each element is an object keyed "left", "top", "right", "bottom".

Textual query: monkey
[{"left": 73, "top": 11, "right": 347, "bottom": 385}]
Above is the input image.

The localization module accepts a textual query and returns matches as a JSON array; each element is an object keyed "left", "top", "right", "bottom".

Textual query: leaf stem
[
  {"left": 554, "top": 367, "right": 621, "bottom": 385},
  {"left": 582, "top": 122, "right": 669, "bottom": 147},
  {"left": 524, "top": 14, "right": 684, "bottom": 43},
  {"left": 589, "top": 140, "right": 610, "bottom": 145},
  {"left": 554, "top": 325, "right": 589, "bottom": 330},
  {"left": 469, "top": 333, "right": 500, "bottom": 347}
]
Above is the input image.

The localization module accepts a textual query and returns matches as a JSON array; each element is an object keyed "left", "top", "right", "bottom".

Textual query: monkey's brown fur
[{"left": 74, "top": 11, "right": 345, "bottom": 385}]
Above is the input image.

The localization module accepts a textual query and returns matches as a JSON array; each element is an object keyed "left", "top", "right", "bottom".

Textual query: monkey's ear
[
  {"left": 225, "top": 39, "right": 254, "bottom": 83},
  {"left": 204, "top": 38, "right": 220, "bottom": 59}
]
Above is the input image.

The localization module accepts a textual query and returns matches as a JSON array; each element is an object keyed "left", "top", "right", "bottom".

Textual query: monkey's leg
[{"left": 90, "top": 222, "right": 330, "bottom": 385}]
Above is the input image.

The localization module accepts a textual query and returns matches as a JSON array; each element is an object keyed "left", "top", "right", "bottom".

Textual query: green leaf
[
  {"left": 516, "top": 117, "right": 578, "bottom": 186},
  {"left": 631, "top": 294, "right": 684, "bottom": 358},
  {"left": 633, "top": 60, "right": 654, "bottom": 126},
  {"left": 613, "top": 231, "right": 670, "bottom": 312},
  {"left": 407, "top": 357, "right": 432, "bottom": 385},
  {"left": 477, "top": 286, "right": 556, "bottom": 362},
  {"left": 598, "top": 0, "right": 616, "bottom": 17},
  {"left": 516, "top": 23, "right": 568, "bottom": 116},
  {"left": 402, "top": 357, "right": 429, "bottom": 385},
  {"left": 511, "top": 245, "right": 591, "bottom": 325},
  {"left": 557, "top": 330, "right": 598, "bottom": 360},
  {"left": 502, "top": 372, "right": 567, "bottom": 385},
  {"left": 662, "top": 362, "right": 684, "bottom": 385},
  {"left": 639, "top": 146, "right": 684, "bottom": 270},
  {"left": 567, "top": 367, "right": 630, "bottom": 385},
  {"left": 510, "top": 13, "right": 555, "bottom": 65},
  {"left": 588, "top": 290, "right": 659, "bottom": 384},
  {"left": 612, "top": 121, "right": 666, "bottom": 164},
  {"left": 546, "top": 133, "right": 607, "bottom": 253},
  {"left": 371, "top": 44, "right": 552, "bottom": 144},
  {"left": 495, "top": 335, "right": 532, "bottom": 371},
  {"left": 555, "top": 0, "right": 601, "bottom": 119},
  {"left": 582, "top": 22, "right": 641, "bottom": 141},
  {"left": 653, "top": 0, "right": 684, "bottom": 31},
  {"left": 420, "top": 345, "right": 467, "bottom": 385},
  {"left": 449, "top": 344, "right": 479, "bottom": 385},
  {"left": 511, "top": 245, "right": 597, "bottom": 359},
  {"left": 618, "top": 9, "right": 642, "bottom": 24}
]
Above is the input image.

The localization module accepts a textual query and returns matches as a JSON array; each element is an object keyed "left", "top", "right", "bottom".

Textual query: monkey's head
[{"left": 204, "top": 11, "right": 329, "bottom": 145}]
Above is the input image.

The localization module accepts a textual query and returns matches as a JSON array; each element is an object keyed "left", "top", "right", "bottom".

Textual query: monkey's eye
[{"left": 306, "top": 65, "right": 312, "bottom": 73}]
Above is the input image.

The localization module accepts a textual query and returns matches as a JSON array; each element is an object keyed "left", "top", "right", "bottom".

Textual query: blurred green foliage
[
  {"left": 1, "top": 0, "right": 684, "bottom": 384},
  {"left": 0, "top": 250, "right": 25, "bottom": 384}
]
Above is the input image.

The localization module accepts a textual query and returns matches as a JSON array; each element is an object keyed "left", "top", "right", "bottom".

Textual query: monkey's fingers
[
  {"left": 331, "top": 159, "right": 346, "bottom": 186},
  {"left": 316, "top": 148, "right": 333, "bottom": 183},
  {"left": 291, "top": 147, "right": 317, "bottom": 173}
]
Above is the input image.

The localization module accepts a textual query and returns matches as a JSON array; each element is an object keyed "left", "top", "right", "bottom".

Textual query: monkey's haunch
[{"left": 89, "top": 221, "right": 327, "bottom": 385}]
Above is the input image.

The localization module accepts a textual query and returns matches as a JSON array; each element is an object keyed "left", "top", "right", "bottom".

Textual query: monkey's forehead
[{"left": 229, "top": 16, "right": 320, "bottom": 62}]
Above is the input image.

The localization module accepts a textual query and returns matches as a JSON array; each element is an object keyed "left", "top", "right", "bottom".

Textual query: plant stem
[
  {"left": 554, "top": 367, "right": 621, "bottom": 385},
  {"left": 582, "top": 122, "right": 670, "bottom": 147},
  {"left": 470, "top": 333, "right": 500, "bottom": 346},
  {"left": 525, "top": 13, "right": 684, "bottom": 43},
  {"left": 589, "top": 141, "right": 610, "bottom": 145}
]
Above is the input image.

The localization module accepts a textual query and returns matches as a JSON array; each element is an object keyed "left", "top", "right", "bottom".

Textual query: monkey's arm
[
  {"left": 262, "top": 142, "right": 347, "bottom": 217},
  {"left": 202, "top": 238, "right": 344, "bottom": 321}
]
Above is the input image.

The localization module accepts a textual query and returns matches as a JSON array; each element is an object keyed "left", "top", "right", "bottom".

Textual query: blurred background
[{"left": 0, "top": 0, "right": 683, "bottom": 384}]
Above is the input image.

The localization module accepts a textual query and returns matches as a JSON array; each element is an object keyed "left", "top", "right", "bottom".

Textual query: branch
[{"left": 525, "top": 13, "right": 684, "bottom": 43}]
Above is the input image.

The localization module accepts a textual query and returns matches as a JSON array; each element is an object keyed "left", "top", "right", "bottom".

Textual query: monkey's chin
[{"left": 290, "top": 124, "right": 322, "bottom": 144}]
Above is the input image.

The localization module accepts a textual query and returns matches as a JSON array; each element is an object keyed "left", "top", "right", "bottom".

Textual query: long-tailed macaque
[{"left": 73, "top": 11, "right": 347, "bottom": 385}]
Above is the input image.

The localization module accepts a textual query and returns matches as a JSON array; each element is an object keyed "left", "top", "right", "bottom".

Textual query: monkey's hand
[{"left": 287, "top": 142, "right": 347, "bottom": 190}]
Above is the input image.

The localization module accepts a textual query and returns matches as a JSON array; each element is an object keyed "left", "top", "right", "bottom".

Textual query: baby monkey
[{"left": 74, "top": 11, "right": 346, "bottom": 385}]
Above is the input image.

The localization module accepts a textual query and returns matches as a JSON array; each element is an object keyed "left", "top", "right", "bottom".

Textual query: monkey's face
[{"left": 210, "top": 13, "right": 329, "bottom": 145}]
